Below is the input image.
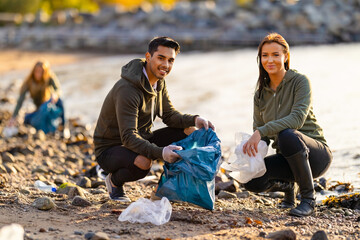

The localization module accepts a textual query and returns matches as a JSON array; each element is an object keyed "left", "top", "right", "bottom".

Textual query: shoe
[
  {"left": 105, "top": 174, "right": 131, "bottom": 202},
  {"left": 289, "top": 198, "right": 315, "bottom": 217}
]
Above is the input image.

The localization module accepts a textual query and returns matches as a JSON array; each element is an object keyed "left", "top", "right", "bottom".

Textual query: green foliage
[
  {"left": 0, "top": 0, "right": 99, "bottom": 14},
  {"left": 0, "top": 0, "right": 42, "bottom": 14}
]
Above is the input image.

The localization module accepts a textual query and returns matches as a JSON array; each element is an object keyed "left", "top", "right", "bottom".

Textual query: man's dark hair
[{"left": 148, "top": 36, "right": 180, "bottom": 56}]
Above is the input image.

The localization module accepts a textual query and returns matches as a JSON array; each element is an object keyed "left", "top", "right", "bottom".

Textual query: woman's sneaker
[{"left": 105, "top": 174, "right": 131, "bottom": 202}]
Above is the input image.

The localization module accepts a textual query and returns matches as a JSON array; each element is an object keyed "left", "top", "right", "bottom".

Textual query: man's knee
[
  {"left": 134, "top": 155, "right": 152, "bottom": 170},
  {"left": 184, "top": 126, "right": 196, "bottom": 136}
]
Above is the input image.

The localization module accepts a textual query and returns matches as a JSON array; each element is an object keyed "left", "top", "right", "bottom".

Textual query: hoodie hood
[{"left": 121, "top": 58, "right": 157, "bottom": 97}]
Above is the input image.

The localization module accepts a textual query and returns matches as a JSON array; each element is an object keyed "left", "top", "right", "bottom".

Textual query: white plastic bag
[
  {"left": 0, "top": 224, "right": 24, "bottom": 240},
  {"left": 118, "top": 197, "right": 172, "bottom": 225},
  {"left": 221, "top": 132, "right": 268, "bottom": 183},
  {"left": 2, "top": 126, "right": 18, "bottom": 138}
]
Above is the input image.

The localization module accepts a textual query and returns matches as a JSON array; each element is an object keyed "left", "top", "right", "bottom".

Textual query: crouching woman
[{"left": 242, "top": 33, "right": 332, "bottom": 217}]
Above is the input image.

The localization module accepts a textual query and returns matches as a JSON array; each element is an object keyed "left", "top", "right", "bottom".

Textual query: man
[{"left": 94, "top": 37, "right": 214, "bottom": 202}]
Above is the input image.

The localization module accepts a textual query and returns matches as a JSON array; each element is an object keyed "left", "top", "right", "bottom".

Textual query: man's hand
[
  {"left": 162, "top": 145, "right": 183, "bottom": 163},
  {"left": 195, "top": 116, "right": 215, "bottom": 131}
]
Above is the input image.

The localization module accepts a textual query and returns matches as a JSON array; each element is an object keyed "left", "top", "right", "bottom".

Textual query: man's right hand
[{"left": 162, "top": 145, "right": 183, "bottom": 163}]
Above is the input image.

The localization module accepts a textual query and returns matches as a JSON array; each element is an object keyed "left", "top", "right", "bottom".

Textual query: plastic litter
[
  {"left": 0, "top": 223, "right": 24, "bottom": 240},
  {"left": 156, "top": 128, "right": 222, "bottom": 210},
  {"left": 118, "top": 197, "right": 172, "bottom": 225},
  {"left": 2, "top": 126, "right": 18, "bottom": 138},
  {"left": 221, "top": 132, "right": 268, "bottom": 184},
  {"left": 34, "top": 180, "right": 57, "bottom": 193}
]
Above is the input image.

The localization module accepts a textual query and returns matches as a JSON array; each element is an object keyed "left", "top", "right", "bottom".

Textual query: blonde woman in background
[{"left": 9, "top": 60, "right": 65, "bottom": 134}]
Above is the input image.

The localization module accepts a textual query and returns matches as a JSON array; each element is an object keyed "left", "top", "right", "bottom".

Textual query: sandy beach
[{"left": 0, "top": 45, "right": 360, "bottom": 239}]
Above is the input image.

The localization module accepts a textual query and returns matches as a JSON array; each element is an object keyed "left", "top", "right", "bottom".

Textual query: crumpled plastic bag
[
  {"left": 221, "top": 132, "right": 268, "bottom": 184},
  {"left": 156, "top": 128, "right": 222, "bottom": 210},
  {"left": 0, "top": 223, "right": 24, "bottom": 240},
  {"left": 118, "top": 197, "right": 172, "bottom": 225},
  {"left": 2, "top": 126, "right": 18, "bottom": 138}
]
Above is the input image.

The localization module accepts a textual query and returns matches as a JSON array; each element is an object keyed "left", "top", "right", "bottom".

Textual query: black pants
[
  {"left": 96, "top": 127, "right": 187, "bottom": 187},
  {"left": 244, "top": 129, "right": 332, "bottom": 192}
]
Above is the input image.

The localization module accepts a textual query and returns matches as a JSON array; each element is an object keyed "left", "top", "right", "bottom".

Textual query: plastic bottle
[{"left": 34, "top": 180, "right": 57, "bottom": 193}]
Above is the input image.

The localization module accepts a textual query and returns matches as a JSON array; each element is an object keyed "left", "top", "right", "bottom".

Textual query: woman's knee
[
  {"left": 278, "top": 129, "right": 304, "bottom": 156},
  {"left": 134, "top": 155, "right": 152, "bottom": 170}
]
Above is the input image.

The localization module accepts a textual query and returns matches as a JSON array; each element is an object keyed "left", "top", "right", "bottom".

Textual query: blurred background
[{"left": 0, "top": 0, "right": 359, "bottom": 52}]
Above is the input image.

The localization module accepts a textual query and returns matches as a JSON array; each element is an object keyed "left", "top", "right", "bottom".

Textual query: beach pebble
[
  {"left": 236, "top": 191, "right": 250, "bottom": 198},
  {"left": 215, "top": 180, "right": 239, "bottom": 194},
  {"left": 74, "top": 230, "right": 83, "bottom": 235},
  {"left": 71, "top": 196, "right": 91, "bottom": 207},
  {"left": 266, "top": 229, "right": 296, "bottom": 240},
  {"left": 91, "top": 232, "right": 109, "bottom": 240},
  {"left": 217, "top": 190, "right": 237, "bottom": 199},
  {"left": 77, "top": 176, "right": 92, "bottom": 188},
  {"left": 2, "top": 152, "right": 15, "bottom": 163},
  {"left": 311, "top": 230, "right": 329, "bottom": 240},
  {"left": 32, "top": 197, "right": 56, "bottom": 210}
]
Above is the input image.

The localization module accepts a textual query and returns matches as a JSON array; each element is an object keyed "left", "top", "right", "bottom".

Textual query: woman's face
[
  {"left": 261, "top": 42, "right": 287, "bottom": 76},
  {"left": 33, "top": 65, "right": 44, "bottom": 82}
]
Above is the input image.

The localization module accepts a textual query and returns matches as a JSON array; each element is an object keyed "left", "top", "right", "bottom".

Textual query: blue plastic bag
[
  {"left": 25, "top": 99, "right": 64, "bottom": 134},
  {"left": 156, "top": 128, "right": 222, "bottom": 210}
]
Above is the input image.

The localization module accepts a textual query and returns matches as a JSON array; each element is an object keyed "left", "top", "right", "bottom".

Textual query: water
[{"left": 1, "top": 43, "right": 360, "bottom": 188}]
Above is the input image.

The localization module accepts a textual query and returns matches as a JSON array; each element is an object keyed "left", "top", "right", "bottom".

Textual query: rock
[
  {"left": 3, "top": 164, "right": 17, "bottom": 174},
  {"left": 266, "top": 229, "right": 296, "bottom": 240},
  {"left": 215, "top": 180, "right": 239, "bottom": 194},
  {"left": 85, "top": 232, "right": 95, "bottom": 240},
  {"left": 311, "top": 230, "right": 329, "bottom": 240},
  {"left": 91, "top": 232, "right": 109, "bottom": 240},
  {"left": 20, "top": 146, "right": 35, "bottom": 155},
  {"left": 91, "top": 181, "right": 105, "bottom": 188},
  {"left": 72, "top": 196, "right": 91, "bottom": 207},
  {"left": 236, "top": 191, "right": 250, "bottom": 198},
  {"left": 68, "top": 186, "right": 86, "bottom": 199},
  {"left": 42, "top": 148, "right": 54, "bottom": 157},
  {"left": 217, "top": 190, "right": 237, "bottom": 199},
  {"left": 32, "top": 197, "right": 56, "bottom": 210},
  {"left": 2, "top": 152, "right": 15, "bottom": 163},
  {"left": 0, "top": 165, "right": 7, "bottom": 174},
  {"left": 34, "top": 130, "right": 46, "bottom": 141},
  {"left": 77, "top": 176, "right": 92, "bottom": 188},
  {"left": 0, "top": 174, "right": 8, "bottom": 188}
]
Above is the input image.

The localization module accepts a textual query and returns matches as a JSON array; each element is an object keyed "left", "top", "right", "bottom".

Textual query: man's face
[{"left": 145, "top": 45, "right": 176, "bottom": 80}]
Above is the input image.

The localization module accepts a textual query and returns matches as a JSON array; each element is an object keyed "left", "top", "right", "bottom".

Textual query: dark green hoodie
[
  {"left": 253, "top": 69, "right": 327, "bottom": 152},
  {"left": 94, "top": 59, "right": 196, "bottom": 159}
]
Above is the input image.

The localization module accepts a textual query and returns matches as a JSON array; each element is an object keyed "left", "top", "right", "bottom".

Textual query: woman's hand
[
  {"left": 51, "top": 93, "right": 59, "bottom": 104},
  {"left": 243, "top": 130, "right": 261, "bottom": 157}
]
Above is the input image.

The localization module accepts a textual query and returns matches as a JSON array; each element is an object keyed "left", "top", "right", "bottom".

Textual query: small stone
[
  {"left": 74, "top": 230, "right": 83, "bottom": 235},
  {"left": 267, "top": 229, "right": 296, "bottom": 240},
  {"left": 68, "top": 186, "right": 86, "bottom": 199},
  {"left": 19, "top": 188, "right": 31, "bottom": 195},
  {"left": 91, "top": 181, "right": 105, "bottom": 188},
  {"left": 2, "top": 152, "right": 15, "bottom": 163},
  {"left": 35, "top": 130, "right": 46, "bottom": 141},
  {"left": 39, "top": 228, "right": 46, "bottom": 232},
  {"left": 32, "top": 197, "right": 56, "bottom": 211},
  {"left": 311, "top": 230, "right": 329, "bottom": 240},
  {"left": 72, "top": 196, "right": 91, "bottom": 207},
  {"left": 85, "top": 232, "right": 95, "bottom": 240},
  {"left": 236, "top": 191, "right": 250, "bottom": 198},
  {"left": 91, "top": 232, "right": 109, "bottom": 240},
  {"left": 217, "top": 190, "right": 237, "bottom": 199},
  {"left": 215, "top": 180, "right": 239, "bottom": 194},
  {"left": 77, "top": 177, "right": 92, "bottom": 188},
  {"left": 344, "top": 209, "right": 353, "bottom": 216}
]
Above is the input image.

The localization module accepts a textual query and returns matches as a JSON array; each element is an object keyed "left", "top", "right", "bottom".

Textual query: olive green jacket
[
  {"left": 253, "top": 69, "right": 327, "bottom": 152},
  {"left": 94, "top": 58, "right": 196, "bottom": 160}
]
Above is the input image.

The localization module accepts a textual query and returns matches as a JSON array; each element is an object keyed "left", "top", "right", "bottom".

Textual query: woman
[
  {"left": 9, "top": 60, "right": 65, "bottom": 134},
  {"left": 242, "top": 33, "right": 332, "bottom": 217}
]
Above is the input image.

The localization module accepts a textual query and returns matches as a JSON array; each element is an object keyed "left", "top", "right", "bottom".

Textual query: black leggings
[
  {"left": 96, "top": 127, "right": 187, "bottom": 187},
  {"left": 244, "top": 129, "right": 332, "bottom": 192}
]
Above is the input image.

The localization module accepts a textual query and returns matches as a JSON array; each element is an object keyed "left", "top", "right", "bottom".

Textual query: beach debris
[
  {"left": 217, "top": 190, "right": 237, "bottom": 199},
  {"left": 323, "top": 193, "right": 360, "bottom": 209},
  {"left": 328, "top": 181, "right": 354, "bottom": 193},
  {"left": 0, "top": 223, "right": 24, "bottom": 240}
]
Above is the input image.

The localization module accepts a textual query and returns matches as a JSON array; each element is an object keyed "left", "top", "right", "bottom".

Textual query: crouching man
[{"left": 94, "top": 36, "right": 214, "bottom": 202}]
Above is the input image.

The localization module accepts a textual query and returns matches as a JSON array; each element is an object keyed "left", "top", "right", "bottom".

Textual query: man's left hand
[{"left": 195, "top": 116, "right": 215, "bottom": 131}]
